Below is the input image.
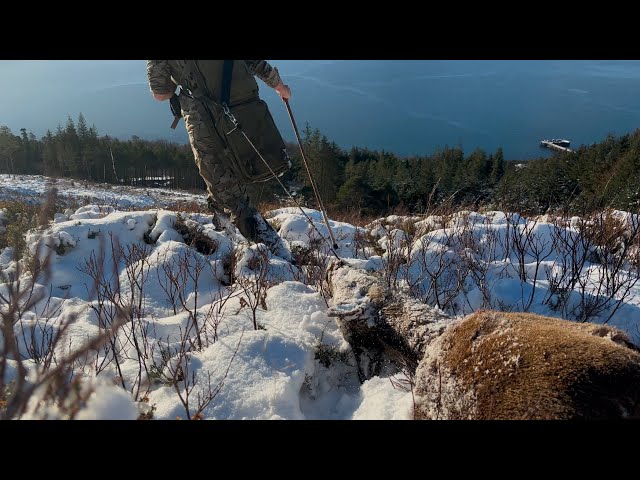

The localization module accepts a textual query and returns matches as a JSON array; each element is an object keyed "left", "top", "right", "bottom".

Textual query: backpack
[{"left": 174, "top": 60, "right": 291, "bottom": 184}]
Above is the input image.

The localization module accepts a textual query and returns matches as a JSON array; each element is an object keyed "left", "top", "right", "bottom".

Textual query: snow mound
[{"left": 3, "top": 174, "right": 640, "bottom": 420}]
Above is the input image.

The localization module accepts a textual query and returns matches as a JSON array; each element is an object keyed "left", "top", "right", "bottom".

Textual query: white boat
[{"left": 540, "top": 138, "right": 573, "bottom": 152}]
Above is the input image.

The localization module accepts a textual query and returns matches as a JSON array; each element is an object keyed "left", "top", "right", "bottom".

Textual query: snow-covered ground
[
  {"left": 1, "top": 175, "right": 639, "bottom": 420},
  {"left": 0, "top": 174, "right": 206, "bottom": 209}
]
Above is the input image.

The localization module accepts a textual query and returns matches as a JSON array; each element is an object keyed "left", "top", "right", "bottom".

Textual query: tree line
[
  {"left": 1, "top": 113, "right": 639, "bottom": 215},
  {"left": 284, "top": 125, "right": 640, "bottom": 216},
  {"left": 0, "top": 114, "right": 201, "bottom": 190},
  {"left": 496, "top": 131, "right": 640, "bottom": 214}
]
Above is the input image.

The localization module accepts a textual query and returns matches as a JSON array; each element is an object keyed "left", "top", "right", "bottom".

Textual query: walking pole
[{"left": 282, "top": 98, "right": 339, "bottom": 250}]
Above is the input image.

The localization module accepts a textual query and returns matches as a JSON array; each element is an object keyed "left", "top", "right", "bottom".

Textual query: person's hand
[
  {"left": 274, "top": 81, "right": 291, "bottom": 100},
  {"left": 153, "top": 92, "right": 174, "bottom": 101}
]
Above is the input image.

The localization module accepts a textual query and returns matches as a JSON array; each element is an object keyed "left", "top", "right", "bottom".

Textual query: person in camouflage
[{"left": 146, "top": 60, "right": 292, "bottom": 259}]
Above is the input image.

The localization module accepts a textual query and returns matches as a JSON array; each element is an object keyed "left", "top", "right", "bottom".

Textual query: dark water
[
  {"left": 265, "top": 60, "right": 640, "bottom": 160},
  {"left": 2, "top": 60, "right": 640, "bottom": 160}
]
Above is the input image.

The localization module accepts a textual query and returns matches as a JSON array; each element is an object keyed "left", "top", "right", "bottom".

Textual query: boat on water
[
  {"left": 540, "top": 138, "right": 570, "bottom": 148},
  {"left": 540, "top": 138, "right": 573, "bottom": 152}
]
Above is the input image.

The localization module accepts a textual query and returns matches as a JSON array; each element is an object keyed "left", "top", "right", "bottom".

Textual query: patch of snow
[
  {"left": 54, "top": 213, "right": 68, "bottom": 223},
  {"left": 76, "top": 384, "right": 139, "bottom": 420},
  {"left": 352, "top": 375, "right": 414, "bottom": 420}
]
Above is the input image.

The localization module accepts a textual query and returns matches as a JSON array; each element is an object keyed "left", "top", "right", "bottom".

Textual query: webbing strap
[{"left": 221, "top": 60, "right": 234, "bottom": 105}]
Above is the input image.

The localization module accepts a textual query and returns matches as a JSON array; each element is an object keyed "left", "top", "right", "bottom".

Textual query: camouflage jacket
[{"left": 146, "top": 60, "right": 282, "bottom": 97}]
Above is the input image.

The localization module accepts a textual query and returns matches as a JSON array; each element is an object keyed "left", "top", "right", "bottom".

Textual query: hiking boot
[
  {"left": 207, "top": 200, "right": 239, "bottom": 235},
  {"left": 234, "top": 210, "right": 291, "bottom": 261},
  {"left": 210, "top": 208, "right": 233, "bottom": 233}
]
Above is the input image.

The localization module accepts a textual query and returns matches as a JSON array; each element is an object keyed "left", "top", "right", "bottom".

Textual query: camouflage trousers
[
  {"left": 178, "top": 94, "right": 290, "bottom": 260},
  {"left": 180, "top": 94, "right": 255, "bottom": 221}
]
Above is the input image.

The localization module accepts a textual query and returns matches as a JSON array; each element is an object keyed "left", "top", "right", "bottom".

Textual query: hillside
[{"left": 1, "top": 175, "right": 639, "bottom": 419}]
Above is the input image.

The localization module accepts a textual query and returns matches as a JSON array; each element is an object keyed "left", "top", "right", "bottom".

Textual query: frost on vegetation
[
  {"left": 3, "top": 173, "right": 640, "bottom": 419},
  {"left": 69, "top": 205, "right": 115, "bottom": 220}
]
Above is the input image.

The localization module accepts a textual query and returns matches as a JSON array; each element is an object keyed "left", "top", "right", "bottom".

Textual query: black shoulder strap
[{"left": 221, "top": 60, "right": 234, "bottom": 105}]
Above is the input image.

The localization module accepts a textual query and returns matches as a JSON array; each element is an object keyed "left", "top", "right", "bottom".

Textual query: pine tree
[
  {"left": 299, "top": 125, "right": 343, "bottom": 205},
  {"left": 490, "top": 147, "right": 505, "bottom": 184},
  {"left": 0, "top": 126, "right": 20, "bottom": 175},
  {"left": 77, "top": 113, "right": 94, "bottom": 179},
  {"left": 64, "top": 116, "right": 81, "bottom": 176},
  {"left": 42, "top": 130, "right": 58, "bottom": 176}
]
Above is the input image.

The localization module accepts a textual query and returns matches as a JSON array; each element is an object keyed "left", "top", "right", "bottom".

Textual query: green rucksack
[{"left": 175, "top": 60, "right": 291, "bottom": 184}]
